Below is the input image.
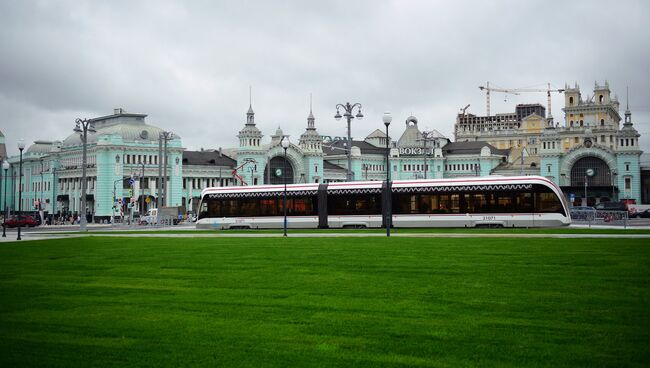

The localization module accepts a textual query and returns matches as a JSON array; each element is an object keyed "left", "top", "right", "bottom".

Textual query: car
[
  {"left": 636, "top": 209, "right": 650, "bottom": 218},
  {"left": 4, "top": 215, "right": 39, "bottom": 228},
  {"left": 595, "top": 201, "right": 628, "bottom": 211}
]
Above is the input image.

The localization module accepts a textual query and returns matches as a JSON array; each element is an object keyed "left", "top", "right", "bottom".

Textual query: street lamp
[
  {"left": 383, "top": 112, "right": 392, "bottom": 237},
  {"left": 140, "top": 161, "right": 145, "bottom": 215},
  {"left": 418, "top": 131, "right": 435, "bottom": 179},
  {"left": 334, "top": 102, "right": 363, "bottom": 181},
  {"left": 39, "top": 159, "right": 44, "bottom": 225},
  {"left": 74, "top": 118, "right": 96, "bottom": 232},
  {"left": 17, "top": 139, "right": 26, "bottom": 241},
  {"left": 611, "top": 170, "right": 618, "bottom": 201},
  {"left": 281, "top": 136, "right": 290, "bottom": 237},
  {"left": 2, "top": 160, "right": 9, "bottom": 237}
]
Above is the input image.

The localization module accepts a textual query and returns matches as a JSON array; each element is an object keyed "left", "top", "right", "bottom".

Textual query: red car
[{"left": 4, "top": 215, "right": 39, "bottom": 228}]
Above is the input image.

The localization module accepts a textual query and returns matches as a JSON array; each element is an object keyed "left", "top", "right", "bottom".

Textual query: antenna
[{"left": 249, "top": 85, "right": 252, "bottom": 106}]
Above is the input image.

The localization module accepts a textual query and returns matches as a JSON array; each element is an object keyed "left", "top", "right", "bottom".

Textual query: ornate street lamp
[
  {"left": 334, "top": 102, "right": 363, "bottom": 181},
  {"left": 281, "top": 136, "right": 290, "bottom": 237},
  {"left": 383, "top": 112, "right": 392, "bottom": 237},
  {"left": 418, "top": 131, "right": 435, "bottom": 179},
  {"left": 2, "top": 160, "right": 9, "bottom": 237},
  {"left": 74, "top": 118, "right": 96, "bottom": 232},
  {"left": 17, "top": 139, "right": 26, "bottom": 240}
]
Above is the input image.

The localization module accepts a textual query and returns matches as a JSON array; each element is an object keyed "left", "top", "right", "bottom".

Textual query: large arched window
[
  {"left": 570, "top": 156, "right": 611, "bottom": 186},
  {"left": 265, "top": 156, "right": 294, "bottom": 184}
]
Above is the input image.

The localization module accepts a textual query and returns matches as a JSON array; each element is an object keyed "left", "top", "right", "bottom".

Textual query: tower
[
  {"left": 298, "top": 94, "right": 324, "bottom": 183},
  {"left": 236, "top": 88, "right": 265, "bottom": 185}
]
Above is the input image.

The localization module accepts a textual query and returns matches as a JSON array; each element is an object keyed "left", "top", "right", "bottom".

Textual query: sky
[{"left": 1, "top": 0, "right": 649, "bottom": 157}]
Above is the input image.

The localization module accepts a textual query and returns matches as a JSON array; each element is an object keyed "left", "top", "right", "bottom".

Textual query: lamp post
[
  {"left": 383, "top": 112, "right": 392, "bottom": 237},
  {"left": 39, "top": 159, "right": 44, "bottom": 225},
  {"left": 51, "top": 167, "right": 57, "bottom": 219},
  {"left": 281, "top": 136, "right": 290, "bottom": 237},
  {"left": 2, "top": 160, "right": 9, "bottom": 237},
  {"left": 140, "top": 162, "right": 145, "bottom": 215},
  {"left": 74, "top": 118, "right": 96, "bottom": 232},
  {"left": 158, "top": 131, "right": 173, "bottom": 209},
  {"left": 418, "top": 131, "right": 435, "bottom": 179},
  {"left": 611, "top": 171, "right": 617, "bottom": 201},
  {"left": 334, "top": 102, "right": 363, "bottom": 181},
  {"left": 17, "top": 139, "right": 26, "bottom": 241}
]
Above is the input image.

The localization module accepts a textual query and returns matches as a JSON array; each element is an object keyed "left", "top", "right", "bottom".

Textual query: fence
[{"left": 570, "top": 210, "right": 629, "bottom": 228}]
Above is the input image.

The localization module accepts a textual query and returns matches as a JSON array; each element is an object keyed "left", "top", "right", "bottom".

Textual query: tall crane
[{"left": 479, "top": 82, "right": 565, "bottom": 118}]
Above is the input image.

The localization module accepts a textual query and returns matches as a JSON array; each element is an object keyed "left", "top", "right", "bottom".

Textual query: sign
[
  {"left": 128, "top": 178, "right": 135, "bottom": 186},
  {"left": 569, "top": 193, "right": 575, "bottom": 202},
  {"left": 145, "top": 197, "right": 151, "bottom": 203},
  {"left": 398, "top": 147, "right": 435, "bottom": 156}
]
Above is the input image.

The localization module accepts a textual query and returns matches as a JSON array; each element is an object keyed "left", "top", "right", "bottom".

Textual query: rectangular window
[
  {"left": 625, "top": 177, "right": 631, "bottom": 190},
  {"left": 625, "top": 163, "right": 630, "bottom": 171},
  {"left": 547, "top": 165, "right": 551, "bottom": 173}
]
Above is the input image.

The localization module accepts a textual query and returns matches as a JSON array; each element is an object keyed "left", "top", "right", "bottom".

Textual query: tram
[{"left": 196, "top": 176, "right": 571, "bottom": 229}]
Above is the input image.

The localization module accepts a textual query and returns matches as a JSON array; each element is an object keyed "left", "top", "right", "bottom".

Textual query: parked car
[
  {"left": 636, "top": 209, "right": 650, "bottom": 218},
  {"left": 5, "top": 215, "right": 39, "bottom": 228},
  {"left": 595, "top": 201, "right": 628, "bottom": 211}
]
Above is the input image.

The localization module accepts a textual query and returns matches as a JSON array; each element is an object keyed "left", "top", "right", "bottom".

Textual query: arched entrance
[
  {"left": 265, "top": 156, "right": 294, "bottom": 184},
  {"left": 568, "top": 156, "right": 616, "bottom": 206}
]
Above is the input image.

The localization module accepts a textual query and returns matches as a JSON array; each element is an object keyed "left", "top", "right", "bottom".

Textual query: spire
[
  {"left": 624, "top": 86, "right": 632, "bottom": 126},
  {"left": 307, "top": 93, "right": 315, "bottom": 129},
  {"left": 246, "top": 86, "right": 255, "bottom": 125}
]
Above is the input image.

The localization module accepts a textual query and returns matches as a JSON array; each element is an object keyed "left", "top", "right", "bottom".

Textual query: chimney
[
  {"left": 114, "top": 108, "right": 124, "bottom": 115},
  {"left": 218, "top": 147, "right": 222, "bottom": 157}
]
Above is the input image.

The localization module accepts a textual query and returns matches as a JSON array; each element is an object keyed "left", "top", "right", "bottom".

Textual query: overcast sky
[{"left": 1, "top": 0, "right": 649, "bottom": 157}]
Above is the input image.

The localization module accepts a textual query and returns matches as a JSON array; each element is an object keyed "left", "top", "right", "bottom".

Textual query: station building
[{"left": 0, "top": 80, "right": 645, "bottom": 221}]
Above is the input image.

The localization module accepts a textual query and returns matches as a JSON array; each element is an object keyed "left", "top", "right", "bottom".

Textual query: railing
[{"left": 570, "top": 210, "right": 628, "bottom": 228}]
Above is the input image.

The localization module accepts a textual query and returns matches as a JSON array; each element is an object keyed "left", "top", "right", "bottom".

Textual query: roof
[
  {"left": 323, "top": 161, "right": 346, "bottom": 171},
  {"left": 641, "top": 153, "right": 650, "bottom": 169},
  {"left": 323, "top": 140, "right": 387, "bottom": 156},
  {"left": 442, "top": 141, "right": 508, "bottom": 155},
  {"left": 365, "top": 129, "right": 387, "bottom": 139},
  {"left": 182, "top": 150, "right": 237, "bottom": 167}
]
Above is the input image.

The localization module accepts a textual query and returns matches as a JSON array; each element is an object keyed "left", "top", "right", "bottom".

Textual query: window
[
  {"left": 625, "top": 163, "right": 630, "bottom": 171},
  {"left": 547, "top": 165, "right": 551, "bottom": 173},
  {"left": 600, "top": 119, "right": 605, "bottom": 126},
  {"left": 625, "top": 177, "right": 631, "bottom": 190},
  {"left": 569, "top": 97, "right": 574, "bottom": 104}
]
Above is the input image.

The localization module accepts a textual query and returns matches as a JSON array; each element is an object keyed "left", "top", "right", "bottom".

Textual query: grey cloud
[{"left": 1, "top": 0, "right": 649, "bottom": 156}]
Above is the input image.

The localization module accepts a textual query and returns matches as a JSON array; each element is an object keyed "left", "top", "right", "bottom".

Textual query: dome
[
  {"left": 62, "top": 122, "right": 177, "bottom": 147},
  {"left": 26, "top": 140, "right": 55, "bottom": 154},
  {"left": 397, "top": 121, "right": 422, "bottom": 148}
]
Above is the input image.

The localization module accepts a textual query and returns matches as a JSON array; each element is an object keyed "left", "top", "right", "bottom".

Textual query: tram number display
[{"left": 482, "top": 216, "right": 496, "bottom": 221}]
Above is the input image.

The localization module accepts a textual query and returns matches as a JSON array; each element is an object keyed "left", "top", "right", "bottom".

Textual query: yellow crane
[{"left": 479, "top": 82, "right": 565, "bottom": 117}]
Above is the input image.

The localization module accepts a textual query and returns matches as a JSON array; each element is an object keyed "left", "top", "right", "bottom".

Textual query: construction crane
[
  {"left": 479, "top": 82, "right": 565, "bottom": 117},
  {"left": 232, "top": 158, "right": 257, "bottom": 186}
]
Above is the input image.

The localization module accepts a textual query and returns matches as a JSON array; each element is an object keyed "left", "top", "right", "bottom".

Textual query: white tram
[{"left": 196, "top": 176, "right": 571, "bottom": 229}]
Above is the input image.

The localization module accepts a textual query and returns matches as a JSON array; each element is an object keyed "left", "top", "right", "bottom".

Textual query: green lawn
[{"left": 1, "top": 236, "right": 648, "bottom": 367}]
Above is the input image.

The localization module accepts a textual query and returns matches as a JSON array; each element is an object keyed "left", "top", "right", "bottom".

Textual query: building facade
[{"left": 455, "top": 81, "right": 643, "bottom": 205}]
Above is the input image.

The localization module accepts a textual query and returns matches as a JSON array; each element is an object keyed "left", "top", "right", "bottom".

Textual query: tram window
[
  {"left": 198, "top": 200, "right": 208, "bottom": 219},
  {"left": 329, "top": 194, "right": 381, "bottom": 215},
  {"left": 516, "top": 192, "right": 533, "bottom": 212},
  {"left": 419, "top": 194, "right": 439, "bottom": 214},
  {"left": 259, "top": 198, "right": 278, "bottom": 216},
  {"left": 438, "top": 194, "right": 452, "bottom": 213},
  {"left": 291, "top": 197, "right": 316, "bottom": 216},
  {"left": 497, "top": 194, "right": 514, "bottom": 212}
]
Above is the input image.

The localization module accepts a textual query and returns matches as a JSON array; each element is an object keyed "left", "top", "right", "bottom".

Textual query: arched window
[
  {"left": 571, "top": 157, "right": 611, "bottom": 186},
  {"left": 569, "top": 96, "right": 574, "bottom": 104},
  {"left": 599, "top": 95, "right": 604, "bottom": 103},
  {"left": 600, "top": 119, "right": 605, "bottom": 126}
]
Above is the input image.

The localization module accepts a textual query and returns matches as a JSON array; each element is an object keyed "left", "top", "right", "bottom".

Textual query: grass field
[{"left": 1, "top": 236, "right": 648, "bottom": 367}]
